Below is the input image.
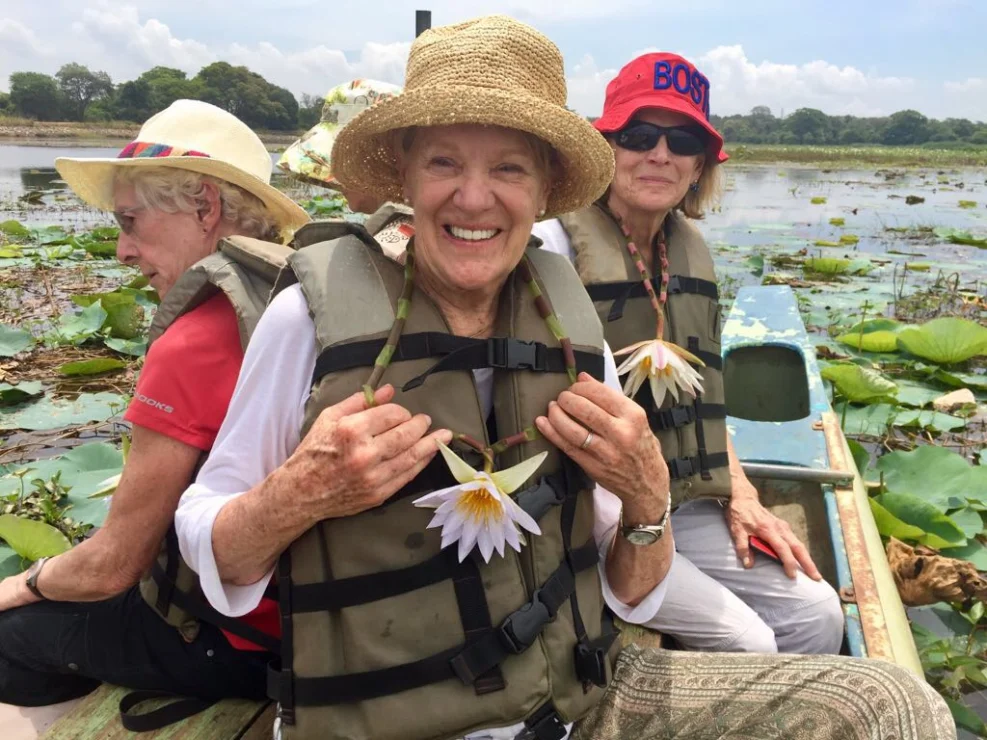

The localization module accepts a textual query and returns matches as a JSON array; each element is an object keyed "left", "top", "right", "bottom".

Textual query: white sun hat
[{"left": 55, "top": 99, "right": 310, "bottom": 235}]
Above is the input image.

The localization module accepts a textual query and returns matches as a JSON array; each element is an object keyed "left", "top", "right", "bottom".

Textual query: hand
[
  {"left": 286, "top": 384, "right": 453, "bottom": 520},
  {"left": 534, "top": 372, "right": 669, "bottom": 523},
  {"left": 0, "top": 572, "right": 38, "bottom": 612},
  {"left": 727, "top": 481, "right": 822, "bottom": 580}
]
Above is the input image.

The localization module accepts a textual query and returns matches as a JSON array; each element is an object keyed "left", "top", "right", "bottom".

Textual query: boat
[{"left": 718, "top": 284, "right": 921, "bottom": 673}]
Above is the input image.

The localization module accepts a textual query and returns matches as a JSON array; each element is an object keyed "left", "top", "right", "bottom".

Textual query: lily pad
[
  {"left": 804, "top": 257, "right": 849, "bottom": 275},
  {"left": 874, "top": 492, "right": 965, "bottom": 549},
  {"left": 829, "top": 217, "right": 845, "bottom": 227},
  {"left": 869, "top": 497, "right": 926, "bottom": 541},
  {"left": 810, "top": 196, "right": 827, "bottom": 204},
  {"left": 0, "top": 220, "right": 30, "bottom": 239},
  {"left": 929, "top": 368, "right": 987, "bottom": 392},
  {"left": 49, "top": 303, "right": 107, "bottom": 345},
  {"left": 822, "top": 364, "right": 897, "bottom": 402},
  {"left": 876, "top": 446, "right": 987, "bottom": 512},
  {"left": 958, "top": 200, "right": 978, "bottom": 209},
  {"left": 837, "top": 403, "right": 965, "bottom": 436},
  {"left": 894, "top": 380, "right": 946, "bottom": 409},
  {"left": 30, "top": 225, "right": 70, "bottom": 246},
  {"left": 836, "top": 331, "right": 900, "bottom": 353},
  {"left": 947, "top": 538, "right": 987, "bottom": 570},
  {"left": 947, "top": 506, "right": 983, "bottom": 539},
  {"left": 893, "top": 407, "right": 967, "bottom": 433},
  {"left": 847, "top": 438, "right": 870, "bottom": 475},
  {"left": 104, "top": 337, "right": 148, "bottom": 357},
  {"left": 58, "top": 358, "right": 127, "bottom": 376},
  {"left": 934, "top": 227, "right": 987, "bottom": 249},
  {"left": 0, "top": 392, "right": 124, "bottom": 431},
  {"left": 0, "top": 381, "right": 44, "bottom": 406},
  {"left": 904, "top": 262, "right": 931, "bottom": 272},
  {"left": 897, "top": 318, "right": 987, "bottom": 364},
  {"left": 839, "top": 234, "right": 860, "bottom": 245},
  {"left": 0, "top": 543, "right": 23, "bottom": 577},
  {"left": 0, "top": 514, "right": 71, "bottom": 561},
  {"left": 0, "top": 324, "right": 35, "bottom": 356}
]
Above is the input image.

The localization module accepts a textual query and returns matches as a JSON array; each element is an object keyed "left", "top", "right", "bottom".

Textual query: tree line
[
  {"left": 0, "top": 63, "right": 324, "bottom": 132},
  {"left": 710, "top": 106, "right": 987, "bottom": 148},
  {"left": 3, "top": 63, "right": 986, "bottom": 146}
]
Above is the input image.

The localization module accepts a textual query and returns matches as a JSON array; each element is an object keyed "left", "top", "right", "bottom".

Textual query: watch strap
[{"left": 25, "top": 557, "right": 49, "bottom": 600}]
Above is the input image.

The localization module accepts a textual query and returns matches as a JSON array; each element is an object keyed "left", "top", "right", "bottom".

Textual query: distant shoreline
[
  {"left": 3, "top": 122, "right": 986, "bottom": 167},
  {"left": 0, "top": 121, "right": 301, "bottom": 150}
]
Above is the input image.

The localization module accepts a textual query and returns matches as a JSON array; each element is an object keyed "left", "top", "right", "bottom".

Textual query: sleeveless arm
[
  {"left": 175, "top": 285, "right": 315, "bottom": 616},
  {"left": 531, "top": 218, "right": 576, "bottom": 263},
  {"left": 592, "top": 343, "right": 671, "bottom": 624}
]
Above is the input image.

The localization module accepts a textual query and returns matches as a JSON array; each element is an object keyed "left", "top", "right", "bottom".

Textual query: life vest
[
  {"left": 138, "top": 235, "right": 292, "bottom": 651},
  {"left": 266, "top": 230, "right": 616, "bottom": 740},
  {"left": 557, "top": 204, "right": 731, "bottom": 507}
]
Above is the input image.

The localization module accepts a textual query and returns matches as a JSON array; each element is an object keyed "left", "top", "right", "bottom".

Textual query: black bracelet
[{"left": 25, "top": 556, "right": 49, "bottom": 600}]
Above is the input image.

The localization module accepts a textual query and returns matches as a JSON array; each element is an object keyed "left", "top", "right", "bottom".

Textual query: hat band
[{"left": 117, "top": 141, "right": 212, "bottom": 160}]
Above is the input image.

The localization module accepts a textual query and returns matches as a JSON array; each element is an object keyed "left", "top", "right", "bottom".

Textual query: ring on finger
[{"left": 579, "top": 431, "right": 595, "bottom": 450}]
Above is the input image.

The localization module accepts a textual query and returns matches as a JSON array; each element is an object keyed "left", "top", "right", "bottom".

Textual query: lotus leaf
[
  {"left": 0, "top": 220, "right": 29, "bottom": 238},
  {"left": 869, "top": 497, "right": 926, "bottom": 541},
  {"left": 804, "top": 257, "right": 849, "bottom": 275},
  {"left": 0, "top": 324, "right": 35, "bottom": 356},
  {"left": 874, "top": 492, "right": 965, "bottom": 549},
  {"left": 50, "top": 303, "right": 108, "bottom": 345},
  {"left": 810, "top": 196, "right": 827, "bottom": 204},
  {"left": 0, "top": 381, "right": 44, "bottom": 406},
  {"left": 0, "top": 392, "right": 124, "bottom": 431},
  {"left": 104, "top": 337, "right": 147, "bottom": 357},
  {"left": 897, "top": 318, "right": 987, "bottom": 364},
  {"left": 829, "top": 217, "right": 845, "bottom": 226},
  {"left": 58, "top": 358, "right": 127, "bottom": 377},
  {"left": 821, "top": 364, "right": 897, "bottom": 402},
  {"left": 876, "top": 446, "right": 987, "bottom": 512},
  {"left": 0, "top": 514, "right": 71, "bottom": 561}
]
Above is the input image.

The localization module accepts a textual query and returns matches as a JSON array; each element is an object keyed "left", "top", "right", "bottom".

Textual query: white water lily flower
[
  {"left": 614, "top": 338, "right": 705, "bottom": 407},
  {"left": 413, "top": 442, "right": 546, "bottom": 563}
]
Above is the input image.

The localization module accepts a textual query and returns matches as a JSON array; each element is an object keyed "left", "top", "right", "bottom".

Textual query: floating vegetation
[
  {"left": 810, "top": 196, "right": 827, "bottom": 204},
  {"left": 958, "top": 200, "right": 978, "bottom": 209},
  {"left": 829, "top": 217, "right": 846, "bottom": 227},
  {"left": 905, "top": 195, "right": 926, "bottom": 205}
]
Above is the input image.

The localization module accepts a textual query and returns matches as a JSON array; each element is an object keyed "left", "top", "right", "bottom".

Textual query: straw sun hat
[
  {"left": 330, "top": 15, "right": 614, "bottom": 218},
  {"left": 55, "top": 99, "right": 310, "bottom": 233}
]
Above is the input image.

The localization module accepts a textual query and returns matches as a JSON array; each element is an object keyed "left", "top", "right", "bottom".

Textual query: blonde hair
[
  {"left": 676, "top": 157, "right": 722, "bottom": 220},
  {"left": 116, "top": 167, "right": 282, "bottom": 241}
]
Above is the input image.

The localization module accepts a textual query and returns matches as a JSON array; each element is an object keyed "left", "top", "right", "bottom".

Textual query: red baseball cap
[{"left": 594, "top": 53, "right": 728, "bottom": 163}]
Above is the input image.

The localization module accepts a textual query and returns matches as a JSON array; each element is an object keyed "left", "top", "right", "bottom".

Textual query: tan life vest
[
  {"left": 557, "top": 204, "right": 731, "bottom": 507},
  {"left": 267, "top": 233, "right": 617, "bottom": 740},
  {"left": 138, "top": 235, "right": 292, "bottom": 650}
]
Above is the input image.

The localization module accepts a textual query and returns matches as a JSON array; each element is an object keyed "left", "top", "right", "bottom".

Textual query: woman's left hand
[
  {"left": 0, "top": 573, "right": 35, "bottom": 613},
  {"left": 535, "top": 372, "right": 669, "bottom": 522}
]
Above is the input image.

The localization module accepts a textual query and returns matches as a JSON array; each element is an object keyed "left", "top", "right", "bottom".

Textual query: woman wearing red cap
[{"left": 535, "top": 52, "right": 843, "bottom": 655}]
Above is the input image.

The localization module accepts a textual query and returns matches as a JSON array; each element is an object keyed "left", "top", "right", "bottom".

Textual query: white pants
[{"left": 643, "top": 499, "right": 845, "bottom": 654}]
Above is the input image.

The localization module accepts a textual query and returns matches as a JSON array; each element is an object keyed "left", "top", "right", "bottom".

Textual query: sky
[{"left": 1, "top": 0, "right": 984, "bottom": 122}]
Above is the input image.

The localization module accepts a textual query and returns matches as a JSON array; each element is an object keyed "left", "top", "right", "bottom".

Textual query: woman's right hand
[{"left": 285, "top": 384, "right": 452, "bottom": 520}]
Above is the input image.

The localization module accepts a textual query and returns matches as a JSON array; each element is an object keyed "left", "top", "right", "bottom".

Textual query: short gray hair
[{"left": 115, "top": 167, "right": 281, "bottom": 241}]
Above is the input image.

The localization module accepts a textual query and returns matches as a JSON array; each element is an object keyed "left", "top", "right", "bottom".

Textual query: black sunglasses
[{"left": 614, "top": 121, "right": 708, "bottom": 156}]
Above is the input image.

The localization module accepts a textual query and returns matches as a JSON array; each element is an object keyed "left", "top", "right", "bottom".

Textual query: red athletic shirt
[{"left": 124, "top": 292, "right": 280, "bottom": 651}]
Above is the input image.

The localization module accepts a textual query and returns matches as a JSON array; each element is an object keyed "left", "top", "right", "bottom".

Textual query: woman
[
  {"left": 279, "top": 78, "right": 415, "bottom": 260},
  {"left": 176, "top": 17, "right": 952, "bottom": 740},
  {"left": 0, "top": 99, "right": 309, "bottom": 712},
  {"left": 534, "top": 52, "right": 843, "bottom": 655}
]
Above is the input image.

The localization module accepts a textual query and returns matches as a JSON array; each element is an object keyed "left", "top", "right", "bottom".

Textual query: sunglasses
[
  {"left": 112, "top": 207, "right": 145, "bottom": 236},
  {"left": 613, "top": 121, "right": 708, "bottom": 156}
]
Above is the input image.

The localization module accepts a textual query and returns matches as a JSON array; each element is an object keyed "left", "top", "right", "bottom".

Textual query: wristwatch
[
  {"left": 620, "top": 495, "right": 671, "bottom": 546},
  {"left": 24, "top": 556, "right": 50, "bottom": 600}
]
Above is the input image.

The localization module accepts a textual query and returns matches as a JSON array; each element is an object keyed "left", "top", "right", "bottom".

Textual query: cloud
[
  {"left": 566, "top": 46, "right": 920, "bottom": 119},
  {"left": 0, "top": 18, "right": 52, "bottom": 58}
]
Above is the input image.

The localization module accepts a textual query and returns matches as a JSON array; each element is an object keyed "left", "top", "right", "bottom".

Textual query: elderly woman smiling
[{"left": 174, "top": 16, "right": 955, "bottom": 740}]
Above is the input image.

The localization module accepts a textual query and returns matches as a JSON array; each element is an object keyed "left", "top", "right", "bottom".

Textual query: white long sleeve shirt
[{"left": 174, "top": 282, "right": 672, "bottom": 738}]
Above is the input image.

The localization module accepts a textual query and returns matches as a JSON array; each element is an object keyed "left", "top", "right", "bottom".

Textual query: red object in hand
[{"left": 749, "top": 535, "right": 782, "bottom": 562}]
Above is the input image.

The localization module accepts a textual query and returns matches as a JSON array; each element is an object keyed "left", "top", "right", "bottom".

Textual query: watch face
[{"left": 626, "top": 529, "right": 659, "bottom": 546}]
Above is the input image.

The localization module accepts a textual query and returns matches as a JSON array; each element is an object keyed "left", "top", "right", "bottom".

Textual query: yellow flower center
[
  {"left": 641, "top": 354, "right": 673, "bottom": 378},
  {"left": 454, "top": 481, "right": 504, "bottom": 525}
]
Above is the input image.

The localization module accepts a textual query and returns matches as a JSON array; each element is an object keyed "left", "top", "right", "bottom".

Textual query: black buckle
[
  {"left": 667, "top": 456, "right": 696, "bottom": 479},
  {"left": 514, "top": 704, "right": 567, "bottom": 740},
  {"left": 489, "top": 338, "right": 542, "bottom": 371},
  {"left": 498, "top": 590, "right": 552, "bottom": 654},
  {"left": 655, "top": 404, "right": 695, "bottom": 430},
  {"left": 666, "top": 275, "right": 683, "bottom": 294},
  {"left": 574, "top": 643, "right": 608, "bottom": 688}
]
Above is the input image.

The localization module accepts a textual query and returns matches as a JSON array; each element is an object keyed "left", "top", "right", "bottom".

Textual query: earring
[
  {"left": 689, "top": 182, "right": 700, "bottom": 193},
  {"left": 402, "top": 194, "right": 410, "bottom": 205},
  {"left": 537, "top": 208, "right": 546, "bottom": 217}
]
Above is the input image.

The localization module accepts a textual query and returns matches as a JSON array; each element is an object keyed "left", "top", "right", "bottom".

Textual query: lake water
[{"left": 1, "top": 142, "right": 985, "bottom": 326}]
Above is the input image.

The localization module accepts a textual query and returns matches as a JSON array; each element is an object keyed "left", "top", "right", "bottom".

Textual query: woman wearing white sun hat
[{"left": 0, "top": 100, "right": 308, "bottom": 720}]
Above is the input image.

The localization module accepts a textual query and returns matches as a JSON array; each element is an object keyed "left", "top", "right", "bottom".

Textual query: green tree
[
  {"left": 194, "top": 62, "right": 299, "bottom": 130},
  {"left": 0, "top": 92, "right": 11, "bottom": 114},
  {"left": 55, "top": 63, "right": 114, "bottom": 121},
  {"left": 297, "top": 93, "right": 323, "bottom": 129},
  {"left": 882, "top": 109, "right": 929, "bottom": 146},
  {"left": 137, "top": 66, "right": 202, "bottom": 112},
  {"left": 785, "top": 108, "right": 831, "bottom": 144},
  {"left": 944, "top": 118, "right": 975, "bottom": 140},
  {"left": 114, "top": 79, "right": 154, "bottom": 122},
  {"left": 9, "top": 72, "right": 63, "bottom": 120}
]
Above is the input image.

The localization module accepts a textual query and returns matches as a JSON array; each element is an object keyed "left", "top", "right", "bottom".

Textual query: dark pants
[{"left": 0, "top": 586, "right": 271, "bottom": 706}]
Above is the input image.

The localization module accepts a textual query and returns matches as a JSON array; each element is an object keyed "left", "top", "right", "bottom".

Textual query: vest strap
[
  {"left": 648, "top": 402, "right": 726, "bottom": 431},
  {"left": 312, "top": 332, "right": 604, "bottom": 389},
  {"left": 587, "top": 275, "right": 719, "bottom": 322},
  {"left": 268, "top": 540, "right": 599, "bottom": 707},
  {"left": 290, "top": 473, "right": 573, "bottom": 613},
  {"left": 118, "top": 690, "right": 217, "bottom": 733},
  {"left": 449, "top": 540, "right": 598, "bottom": 685},
  {"left": 667, "top": 452, "right": 729, "bottom": 480}
]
